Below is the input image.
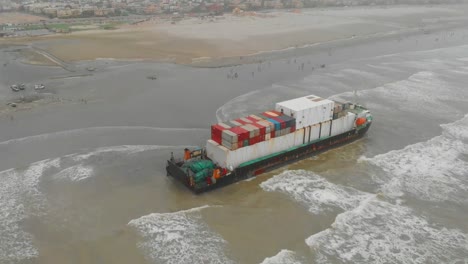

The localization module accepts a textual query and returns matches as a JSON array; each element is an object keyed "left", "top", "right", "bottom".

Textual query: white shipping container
[
  {"left": 206, "top": 140, "right": 228, "bottom": 168},
  {"left": 310, "top": 124, "right": 321, "bottom": 142},
  {"left": 294, "top": 128, "right": 305, "bottom": 146},
  {"left": 331, "top": 112, "right": 357, "bottom": 137},
  {"left": 275, "top": 95, "right": 334, "bottom": 129},
  {"left": 207, "top": 133, "right": 297, "bottom": 170},
  {"left": 331, "top": 116, "right": 346, "bottom": 137},
  {"left": 320, "top": 121, "right": 331, "bottom": 139},
  {"left": 346, "top": 112, "right": 357, "bottom": 130}
]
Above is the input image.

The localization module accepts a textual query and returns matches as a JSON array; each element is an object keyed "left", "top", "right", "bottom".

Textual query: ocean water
[{"left": 1, "top": 30, "right": 468, "bottom": 264}]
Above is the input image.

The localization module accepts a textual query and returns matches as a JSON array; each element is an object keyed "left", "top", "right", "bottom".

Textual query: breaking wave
[
  {"left": 52, "top": 165, "right": 94, "bottom": 182},
  {"left": 128, "top": 206, "right": 234, "bottom": 264},
  {"left": 0, "top": 158, "right": 60, "bottom": 262},
  {"left": 306, "top": 197, "right": 468, "bottom": 264},
  {"left": 260, "top": 170, "right": 372, "bottom": 214},
  {"left": 364, "top": 115, "right": 468, "bottom": 203}
]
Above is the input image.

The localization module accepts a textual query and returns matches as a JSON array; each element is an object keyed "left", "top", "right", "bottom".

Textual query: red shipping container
[
  {"left": 249, "top": 136, "right": 259, "bottom": 145},
  {"left": 235, "top": 118, "right": 249, "bottom": 125},
  {"left": 245, "top": 116, "right": 259, "bottom": 123},
  {"left": 230, "top": 126, "right": 249, "bottom": 141},
  {"left": 271, "top": 110, "right": 283, "bottom": 116},
  {"left": 240, "top": 117, "right": 253, "bottom": 124},
  {"left": 290, "top": 125, "right": 296, "bottom": 133},
  {"left": 211, "top": 124, "right": 228, "bottom": 143},
  {"left": 212, "top": 136, "right": 222, "bottom": 144},
  {"left": 271, "top": 131, "right": 275, "bottom": 138},
  {"left": 251, "top": 122, "right": 266, "bottom": 135}
]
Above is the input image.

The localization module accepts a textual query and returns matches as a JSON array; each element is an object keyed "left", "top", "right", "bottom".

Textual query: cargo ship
[{"left": 166, "top": 95, "right": 372, "bottom": 193}]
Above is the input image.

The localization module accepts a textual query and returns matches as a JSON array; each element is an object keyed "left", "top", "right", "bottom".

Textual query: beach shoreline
[{"left": 2, "top": 4, "right": 467, "bottom": 68}]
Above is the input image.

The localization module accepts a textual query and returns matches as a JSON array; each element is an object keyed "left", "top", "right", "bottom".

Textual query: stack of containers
[
  {"left": 211, "top": 123, "right": 231, "bottom": 144},
  {"left": 211, "top": 110, "right": 296, "bottom": 150},
  {"left": 221, "top": 126, "right": 249, "bottom": 150}
]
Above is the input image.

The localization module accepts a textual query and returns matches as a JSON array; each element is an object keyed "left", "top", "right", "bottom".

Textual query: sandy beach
[{"left": 3, "top": 5, "right": 468, "bottom": 66}]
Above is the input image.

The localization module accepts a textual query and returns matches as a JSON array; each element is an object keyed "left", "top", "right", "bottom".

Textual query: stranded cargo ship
[{"left": 166, "top": 95, "right": 372, "bottom": 193}]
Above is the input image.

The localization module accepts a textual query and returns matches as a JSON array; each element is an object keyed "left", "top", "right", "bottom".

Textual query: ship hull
[{"left": 166, "top": 123, "right": 371, "bottom": 194}]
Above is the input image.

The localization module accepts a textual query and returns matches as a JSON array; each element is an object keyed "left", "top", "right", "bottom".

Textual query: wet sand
[{"left": 3, "top": 5, "right": 468, "bottom": 66}]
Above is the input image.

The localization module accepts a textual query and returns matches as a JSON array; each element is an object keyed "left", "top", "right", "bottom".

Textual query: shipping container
[
  {"left": 242, "top": 124, "right": 256, "bottom": 138},
  {"left": 270, "top": 116, "right": 287, "bottom": 129},
  {"left": 257, "top": 120, "right": 273, "bottom": 134},
  {"left": 294, "top": 128, "right": 305, "bottom": 146},
  {"left": 240, "top": 117, "right": 253, "bottom": 124},
  {"left": 235, "top": 118, "right": 248, "bottom": 125},
  {"left": 222, "top": 139, "right": 238, "bottom": 150},
  {"left": 320, "top": 120, "right": 332, "bottom": 139},
  {"left": 276, "top": 114, "right": 296, "bottom": 128},
  {"left": 310, "top": 124, "right": 321, "bottom": 142},
  {"left": 267, "top": 118, "right": 281, "bottom": 131},
  {"left": 228, "top": 120, "right": 243, "bottom": 127},
  {"left": 250, "top": 122, "right": 266, "bottom": 135},
  {"left": 249, "top": 114, "right": 263, "bottom": 121},
  {"left": 231, "top": 126, "right": 249, "bottom": 141},
  {"left": 264, "top": 111, "right": 280, "bottom": 117},
  {"left": 331, "top": 112, "right": 357, "bottom": 137},
  {"left": 275, "top": 95, "right": 335, "bottom": 129},
  {"left": 211, "top": 124, "right": 230, "bottom": 144},
  {"left": 222, "top": 129, "right": 238, "bottom": 143},
  {"left": 218, "top": 132, "right": 297, "bottom": 169}
]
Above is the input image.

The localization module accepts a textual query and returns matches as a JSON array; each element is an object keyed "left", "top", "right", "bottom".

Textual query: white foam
[
  {"left": 260, "top": 170, "right": 372, "bottom": 214},
  {"left": 441, "top": 113, "right": 468, "bottom": 141},
  {"left": 52, "top": 165, "right": 94, "bottom": 182},
  {"left": 367, "top": 116, "right": 468, "bottom": 203},
  {"left": 215, "top": 89, "right": 265, "bottom": 122},
  {"left": 128, "top": 205, "right": 234, "bottom": 264},
  {"left": 306, "top": 197, "right": 468, "bottom": 263},
  {"left": 260, "top": 249, "right": 304, "bottom": 264},
  {"left": 330, "top": 69, "right": 468, "bottom": 117},
  {"left": 0, "top": 158, "right": 60, "bottom": 262}
]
